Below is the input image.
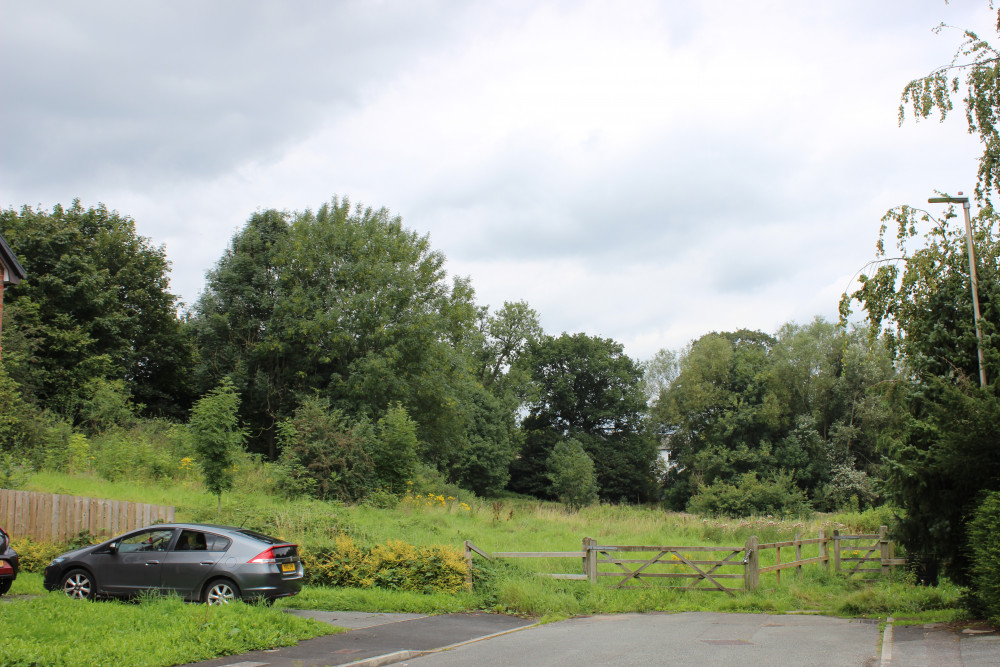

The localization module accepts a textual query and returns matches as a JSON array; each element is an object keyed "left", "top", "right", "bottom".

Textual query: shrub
[
  {"left": 967, "top": 490, "right": 1000, "bottom": 622},
  {"left": 9, "top": 538, "right": 67, "bottom": 573},
  {"left": 300, "top": 536, "right": 467, "bottom": 593},
  {"left": 687, "top": 471, "right": 811, "bottom": 518}
]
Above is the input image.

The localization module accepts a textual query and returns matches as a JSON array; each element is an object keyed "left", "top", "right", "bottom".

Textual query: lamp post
[{"left": 928, "top": 194, "right": 988, "bottom": 388}]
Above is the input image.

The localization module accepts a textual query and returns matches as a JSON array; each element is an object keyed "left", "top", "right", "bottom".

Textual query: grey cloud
[{"left": 0, "top": 1, "right": 470, "bottom": 191}]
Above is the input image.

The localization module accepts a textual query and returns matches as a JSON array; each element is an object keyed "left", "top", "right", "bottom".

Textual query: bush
[
  {"left": 300, "top": 536, "right": 468, "bottom": 593},
  {"left": 687, "top": 471, "right": 811, "bottom": 518},
  {"left": 967, "top": 490, "right": 1000, "bottom": 622},
  {"left": 9, "top": 538, "right": 68, "bottom": 573}
]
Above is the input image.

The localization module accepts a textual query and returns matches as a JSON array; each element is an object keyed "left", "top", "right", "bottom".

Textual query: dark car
[
  {"left": 42, "top": 523, "right": 303, "bottom": 604},
  {"left": 0, "top": 526, "right": 18, "bottom": 596}
]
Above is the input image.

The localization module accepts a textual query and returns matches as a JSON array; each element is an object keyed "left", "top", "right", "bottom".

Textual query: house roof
[{"left": 0, "top": 233, "right": 26, "bottom": 285}]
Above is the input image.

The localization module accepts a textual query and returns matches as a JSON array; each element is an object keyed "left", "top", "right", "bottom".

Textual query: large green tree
[
  {"left": 511, "top": 332, "right": 657, "bottom": 503},
  {"left": 193, "top": 197, "right": 519, "bottom": 496},
  {"left": 0, "top": 201, "right": 193, "bottom": 420}
]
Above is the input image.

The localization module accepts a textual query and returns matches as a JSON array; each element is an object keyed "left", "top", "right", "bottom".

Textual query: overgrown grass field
[{"left": 12, "top": 469, "right": 965, "bottom": 624}]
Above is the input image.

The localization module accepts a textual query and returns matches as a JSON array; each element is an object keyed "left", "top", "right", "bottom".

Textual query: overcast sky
[{"left": 1, "top": 1, "right": 994, "bottom": 361}]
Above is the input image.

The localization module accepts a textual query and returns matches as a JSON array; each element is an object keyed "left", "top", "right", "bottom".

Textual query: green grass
[
  {"left": 17, "top": 471, "right": 965, "bottom": 625},
  {"left": 8, "top": 572, "right": 45, "bottom": 595},
  {"left": 0, "top": 594, "right": 338, "bottom": 667}
]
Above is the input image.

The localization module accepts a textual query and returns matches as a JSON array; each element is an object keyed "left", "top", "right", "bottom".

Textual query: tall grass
[{"left": 17, "top": 471, "right": 962, "bottom": 623}]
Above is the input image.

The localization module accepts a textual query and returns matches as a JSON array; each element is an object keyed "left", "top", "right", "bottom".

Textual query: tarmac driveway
[
  {"left": 401, "top": 612, "right": 881, "bottom": 667},
  {"left": 185, "top": 610, "right": 1000, "bottom": 667}
]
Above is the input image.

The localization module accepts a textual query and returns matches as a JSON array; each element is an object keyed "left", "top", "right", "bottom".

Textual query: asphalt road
[
  {"left": 399, "top": 612, "right": 881, "bottom": 667},
  {"left": 185, "top": 610, "right": 1000, "bottom": 667}
]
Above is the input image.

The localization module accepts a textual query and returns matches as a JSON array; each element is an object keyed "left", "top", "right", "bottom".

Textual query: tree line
[{"left": 0, "top": 196, "right": 902, "bottom": 515}]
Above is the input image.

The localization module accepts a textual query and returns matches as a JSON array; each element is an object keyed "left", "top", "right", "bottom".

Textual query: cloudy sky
[{"left": 1, "top": 1, "right": 994, "bottom": 361}]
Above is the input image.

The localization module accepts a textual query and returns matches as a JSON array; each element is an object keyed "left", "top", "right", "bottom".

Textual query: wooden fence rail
[
  {"left": 465, "top": 527, "right": 903, "bottom": 595},
  {"left": 0, "top": 488, "right": 175, "bottom": 543}
]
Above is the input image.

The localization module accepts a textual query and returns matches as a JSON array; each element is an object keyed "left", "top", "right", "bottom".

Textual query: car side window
[
  {"left": 118, "top": 529, "right": 175, "bottom": 553},
  {"left": 204, "top": 534, "right": 232, "bottom": 552},
  {"left": 175, "top": 530, "right": 208, "bottom": 551}
]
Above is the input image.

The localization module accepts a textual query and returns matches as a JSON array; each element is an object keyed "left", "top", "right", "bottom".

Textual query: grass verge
[{"left": 0, "top": 594, "right": 338, "bottom": 667}]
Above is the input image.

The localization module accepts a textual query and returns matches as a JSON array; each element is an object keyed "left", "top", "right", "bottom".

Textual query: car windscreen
[{"left": 235, "top": 529, "right": 287, "bottom": 545}]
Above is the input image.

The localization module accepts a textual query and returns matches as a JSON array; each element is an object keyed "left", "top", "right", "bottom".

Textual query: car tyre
[
  {"left": 205, "top": 578, "right": 240, "bottom": 605},
  {"left": 61, "top": 569, "right": 96, "bottom": 600},
  {"left": 0, "top": 579, "right": 11, "bottom": 596}
]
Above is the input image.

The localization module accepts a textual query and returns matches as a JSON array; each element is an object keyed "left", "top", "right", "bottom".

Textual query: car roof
[{"left": 131, "top": 523, "right": 291, "bottom": 543}]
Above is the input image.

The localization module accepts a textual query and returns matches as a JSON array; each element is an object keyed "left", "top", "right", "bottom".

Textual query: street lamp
[{"left": 928, "top": 193, "right": 988, "bottom": 388}]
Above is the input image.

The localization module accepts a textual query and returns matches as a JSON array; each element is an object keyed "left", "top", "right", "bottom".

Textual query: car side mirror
[{"left": 108, "top": 541, "right": 119, "bottom": 554}]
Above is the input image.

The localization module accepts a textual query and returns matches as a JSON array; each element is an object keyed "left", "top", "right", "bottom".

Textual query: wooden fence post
[
  {"left": 583, "top": 537, "right": 598, "bottom": 584},
  {"left": 819, "top": 530, "right": 828, "bottom": 571},
  {"left": 776, "top": 544, "right": 782, "bottom": 585},
  {"left": 879, "top": 526, "right": 889, "bottom": 577},
  {"left": 795, "top": 532, "right": 802, "bottom": 577},
  {"left": 833, "top": 530, "right": 841, "bottom": 573},
  {"left": 463, "top": 540, "right": 474, "bottom": 591},
  {"left": 744, "top": 536, "right": 759, "bottom": 592}
]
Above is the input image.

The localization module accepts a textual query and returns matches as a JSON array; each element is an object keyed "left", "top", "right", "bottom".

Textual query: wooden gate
[{"left": 586, "top": 541, "right": 745, "bottom": 595}]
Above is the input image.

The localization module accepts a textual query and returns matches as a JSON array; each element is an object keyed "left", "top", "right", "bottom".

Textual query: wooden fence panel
[{"left": 0, "top": 488, "right": 175, "bottom": 542}]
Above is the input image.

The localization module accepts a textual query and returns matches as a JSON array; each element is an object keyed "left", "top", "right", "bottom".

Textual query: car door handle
[
  {"left": 200, "top": 562, "right": 215, "bottom": 566},
  {"left": 146, "top": 560, "right": 160, "bottom": 565}
]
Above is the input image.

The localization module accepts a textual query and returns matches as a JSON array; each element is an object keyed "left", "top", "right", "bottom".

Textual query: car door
[
  {"left": 98, "top": 528, "right": 176, "bottom": 596},
  {"left": 160, "top": 530, "right": 231, "bottom": 600}
]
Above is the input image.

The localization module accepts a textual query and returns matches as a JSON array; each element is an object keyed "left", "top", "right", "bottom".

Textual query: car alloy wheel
[
  {"left": 205, "top": 579, "right": 240, "bottom": 605},
  {"left": 62, "top": 570, "right": 94, "bottom": 600}
]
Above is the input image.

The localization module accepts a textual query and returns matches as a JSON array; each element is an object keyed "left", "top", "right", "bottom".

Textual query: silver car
[{"left": 42, "top": 523, "right": 303, "bottom": 604}]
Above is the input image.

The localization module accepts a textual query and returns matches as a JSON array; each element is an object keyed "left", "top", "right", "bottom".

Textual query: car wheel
[
  {"left": 204, "top": 578, "right": 240, "bottom": 605},
  {"left": 0, "top": 579, "right": 11, "bottom": 596},
  {"left": 61, "top": 569, "right": 96, "bottom": 600}
]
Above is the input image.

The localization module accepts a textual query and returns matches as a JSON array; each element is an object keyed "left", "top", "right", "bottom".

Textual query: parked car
[
  {"left": 42, "top": 523, "right": 303, "bottom": 604},
  {"left": 0, "top": 526, "right": 18, "bottom": 596}
]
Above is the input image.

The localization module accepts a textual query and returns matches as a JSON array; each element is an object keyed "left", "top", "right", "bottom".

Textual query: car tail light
[
  {"left": 249, "top": 544, "right": 297, "bottom": 564},
  {"left": 249, "top": 548, "right": 277, "bottom": 564}
]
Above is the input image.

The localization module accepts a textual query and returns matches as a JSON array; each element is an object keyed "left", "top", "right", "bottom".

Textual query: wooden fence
[
  {"left": 465, "top": 527, "right": 903, "bottom": 596},
  {"left": 0, "top": 488, "right": 175, "bottom": 543}
]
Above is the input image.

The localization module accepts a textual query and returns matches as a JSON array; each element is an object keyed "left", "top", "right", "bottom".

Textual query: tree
[
  {"left": 899, "top": 12, "right": 1000, "bottom": 202},
  {"left": 0, "top": 201, "right": 194, "bottom": 420},
  {"left": 511, "top": 333, "right": 657, "bottom": 503},
  {"left": 189, "top": 378, "right": 246, "bottom": 509},
  {"left": 547, "top": 438, "right": 598, "bottom": 511},
  {"left": 371, "top": 402, "right": 419, "bottom": 494},
  {"left": 842, "top": 207, "right": 1000, "bottom": 583},
  {"left": 193, "top": 209, "right": 292, "bottom": 457},
  {"left": 193, "top": 198, "right": 485, "bottom": 466},
  {"left": 840, "top": 4, "right": 1000, "bottom": 583}
]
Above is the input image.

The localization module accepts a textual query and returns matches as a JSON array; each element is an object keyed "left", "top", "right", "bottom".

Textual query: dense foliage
[
  {"left": 511, "top": 333, "right": 658, "bottom": 503},
  {"left": 967, "top": 490, "right": 1000, "bottom": 623},
  {"left": 652, "top": 322, "right": 893, "bottom": 515},
  {"left": 0, "top": 201, "right": 194, "bottom": 420}
]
